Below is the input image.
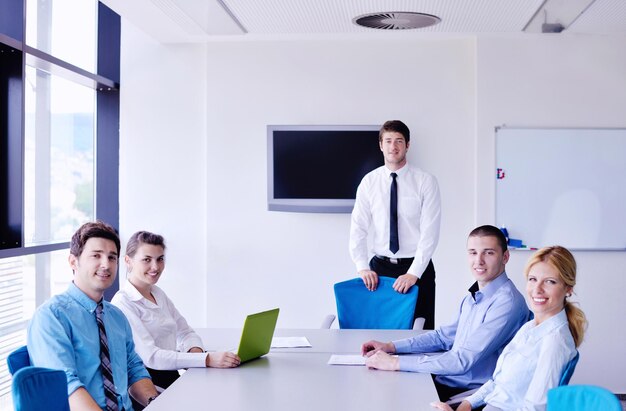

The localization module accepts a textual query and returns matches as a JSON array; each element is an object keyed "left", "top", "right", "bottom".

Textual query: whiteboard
[{"left": 495, "top": 127, "right": 626, "bottom": 250}]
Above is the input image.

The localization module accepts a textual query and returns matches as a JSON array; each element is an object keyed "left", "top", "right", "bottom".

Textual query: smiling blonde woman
[{"left": 432, "top": 246, "right": 587, "bottom": 411}]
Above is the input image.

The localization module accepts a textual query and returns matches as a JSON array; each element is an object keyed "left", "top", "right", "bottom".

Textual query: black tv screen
[{"left": 267, "top": 125, "right": 383, "bottom": 213}]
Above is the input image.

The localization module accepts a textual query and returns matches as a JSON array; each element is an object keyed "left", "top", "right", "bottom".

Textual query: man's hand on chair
[
  {"left": 359, "top": 270, "right": 379, "bottom": 291},
  {"left": 393, "top": 274, "right": 418, "bottom": 293}
]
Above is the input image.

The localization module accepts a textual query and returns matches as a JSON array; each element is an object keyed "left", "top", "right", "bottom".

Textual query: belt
[{"left": 375, "top": 255, "right": 414, "bottom": 264}]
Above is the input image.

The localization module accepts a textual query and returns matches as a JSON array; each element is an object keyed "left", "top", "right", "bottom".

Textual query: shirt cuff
[
  {"left": 407, "top": 262, "right": 424, "bottom": 278},
  {"left": 175, "top": 352, "right": 209, "bottom": 369},
  {"left": 396, "top": 354, "right": 423, "bottom": 373},
  {"left": 67, "top": 379, "right": 85, "bottom": 396},
  {"left": 392, "top": 339, "right": 411, "bottom": 353},
  {"left": 356, "top": 261, "right": 370, "bottom": 272},
  {"left": 464, "top": 393, "right": 484, "bottom": 409}
]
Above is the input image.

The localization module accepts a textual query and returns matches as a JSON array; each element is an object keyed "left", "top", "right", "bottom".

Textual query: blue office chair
[
  {"left": 547, "top": 385, "right": 621, "bottom": 411},
  {"left": 558, "top": 351, "right": 579, "bottom": 386},
  {"left": 334, "top": 277, "right": 418, "bottom": 329},
  {"left": 12, "top": 366, "right": 70, "bottom": 411},
  {"left": 7, "top": 345, "right": 31, "bottom": 375}
]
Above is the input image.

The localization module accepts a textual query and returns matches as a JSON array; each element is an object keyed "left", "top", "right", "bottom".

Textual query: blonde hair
[{"left": 524, "top": 246, "right": 587, "bottom": 347}]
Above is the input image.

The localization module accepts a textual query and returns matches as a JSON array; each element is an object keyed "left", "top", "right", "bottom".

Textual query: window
[
  {"left": 26, "top": 0, "right": 98, "bottom": 72},
  {"left": 0, "top": 1, "right": 120, "bottom": 407},
  {"left": 24, "top": 66, "right": 96, "bottom": 246}
]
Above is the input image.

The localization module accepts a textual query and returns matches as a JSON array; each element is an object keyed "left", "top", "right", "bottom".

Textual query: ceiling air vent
[{"left": 354, "top": 12, "right": 441, "bottom": 30}]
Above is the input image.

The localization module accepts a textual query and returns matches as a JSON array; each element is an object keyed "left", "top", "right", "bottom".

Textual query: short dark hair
[
  {"left": 126, "top": 231, "right": 166, "bottom": 257},
  {"left": 70, "top": 221, "right": 121, "bottom": 257},
  {"left": 379, "top": 120, "right": 410, "bottom": 143},
  {"left": 468, "top": 225, "right": 508, "bottom": 253}
]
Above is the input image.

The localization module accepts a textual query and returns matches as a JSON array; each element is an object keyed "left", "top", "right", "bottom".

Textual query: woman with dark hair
[
  {"left": 432, "top": 246, "right": 587, "bottom": 411},
  {"left": 112, "top": 231, "right": 239, "bottom": 389}
]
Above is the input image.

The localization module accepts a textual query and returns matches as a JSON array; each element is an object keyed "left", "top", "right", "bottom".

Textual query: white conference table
[
  {"left": 146, "top": 328, "right": 440, "bottom": 411},
  {"left": 197, "top": 327, "right": 421, "bottom": 353}
]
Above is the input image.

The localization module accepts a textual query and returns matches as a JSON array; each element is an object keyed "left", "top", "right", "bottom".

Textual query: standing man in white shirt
[{"left": 349, "top": 120, "right": 441, "bottom": 329}]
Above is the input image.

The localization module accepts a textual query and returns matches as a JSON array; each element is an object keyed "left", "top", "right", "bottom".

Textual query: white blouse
[{"left": 112, "top": 280, "right": 207, "bottom": 370}]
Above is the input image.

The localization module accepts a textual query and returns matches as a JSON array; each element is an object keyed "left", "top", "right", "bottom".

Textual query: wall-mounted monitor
[{"left": 267, "top": 125, "right": 383, "bottom": 213}]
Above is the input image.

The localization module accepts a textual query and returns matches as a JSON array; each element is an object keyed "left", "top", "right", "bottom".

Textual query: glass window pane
[
  {"left": 24, "top": 66, "right": 95, "bottom": 246},
  {"left": 0, "top": 250, "right": 71, "bottom": 341},
  {"left": 25, "top": 0, "right": 97, "bottom": 73},
  {"left": 0, "top": 249, "right": 69, "bottom": 406},
  {"left": 0, "top": 329, "right": 25, "bottom": 408}
]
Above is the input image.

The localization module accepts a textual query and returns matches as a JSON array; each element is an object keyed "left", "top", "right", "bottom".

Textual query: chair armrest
[
  {"left": 321, "top": 314, "right": 336, "bottom": 329},
  {"left": 445, "top": 388, "right": 479, "bottom": 407},
  {"left": 412, "top": 317, "right": 425, "bottom": 331}
]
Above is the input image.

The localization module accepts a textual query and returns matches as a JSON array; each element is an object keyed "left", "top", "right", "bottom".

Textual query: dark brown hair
[
  {"left": 126, "top": 231, "right": 166, "bottom": 257},
  {"left": 379, "top": 120, "right": 410, "bottom": 143},
  {"left": 70, "top": 221, "right": 120, "bottom": 257},
  {"left": 468, "top": 225, "right": 508, "bottom": 253}
]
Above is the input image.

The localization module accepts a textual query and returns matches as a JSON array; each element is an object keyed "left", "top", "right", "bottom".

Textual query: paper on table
[
  {"left": 327, "top": 354, "right": 366, "bottom": 366},
  {"left": 271, "top": 336, "right": 312, "bottom": 348}
]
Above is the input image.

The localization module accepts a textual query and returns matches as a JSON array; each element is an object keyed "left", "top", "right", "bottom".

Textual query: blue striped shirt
[{"left": 28, "top": 282, "right": 150, "bottom": 410}]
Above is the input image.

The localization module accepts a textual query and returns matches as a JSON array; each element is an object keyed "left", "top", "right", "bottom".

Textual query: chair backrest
[
  {"left": 12, "top": 366, "right": 70, "bottom": 411},
  {"left": 547, "top": 385, "right": 622, "bottom": 411},
  {"left": 558, "top": 351, "right": 579, "bottom": 386},
  {"left": 7, "top": 345, "right": 31, "bottom": 375},
  {"left": 334, "top": 277, "right": 418, "bottom": 329}
]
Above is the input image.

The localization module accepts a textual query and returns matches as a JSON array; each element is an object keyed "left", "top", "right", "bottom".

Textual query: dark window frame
[{"left": 0, "top": 0, "right": 120, "bottom": 293}]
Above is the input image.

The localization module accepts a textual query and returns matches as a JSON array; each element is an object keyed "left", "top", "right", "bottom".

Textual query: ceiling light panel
[
  {"left": 150, "top": 0, "right": 207, "bottom": 35},
  {"left": 567, "top": 0, "right": 626, "bottom": 33}
]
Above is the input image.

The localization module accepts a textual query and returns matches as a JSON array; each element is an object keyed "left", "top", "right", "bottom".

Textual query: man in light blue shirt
[
  {"left": 361, "top": 225, "right": 529, "bottom": 401},
  {"left": 28, "top": 221, "right": 159, "bottom": 410}
]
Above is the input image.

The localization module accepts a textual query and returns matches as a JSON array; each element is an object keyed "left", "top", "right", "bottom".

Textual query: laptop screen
[{"left": 236, "top": 308, "right": 279, "bottom": 363}]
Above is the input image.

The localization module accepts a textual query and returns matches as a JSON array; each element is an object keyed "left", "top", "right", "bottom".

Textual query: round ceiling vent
[{"left": 354, "top": 12, "right": 441, "bottom": 30}]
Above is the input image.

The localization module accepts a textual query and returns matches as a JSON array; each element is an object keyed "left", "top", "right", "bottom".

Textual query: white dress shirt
[
  {"left": 465, "top": 309, "right": 577, "bottom": 411},
  {"left": 112, "top": 280, "right": 207, "bottom": 370},
  {"left": 349, "top": 163, "right": 441, "bottom": 277}
]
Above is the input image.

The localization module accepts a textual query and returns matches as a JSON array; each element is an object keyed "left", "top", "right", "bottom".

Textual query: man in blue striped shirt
[{"left": 28, "top": 221, "right": 160, "bottom": 410}]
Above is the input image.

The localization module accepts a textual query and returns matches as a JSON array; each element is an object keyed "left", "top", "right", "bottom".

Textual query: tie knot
[
  {"left": 390, "top": 172, "right": 397, "bottom": 180},
  {"left": 96, "top": 303, "right": 104, "bottom": 316}
]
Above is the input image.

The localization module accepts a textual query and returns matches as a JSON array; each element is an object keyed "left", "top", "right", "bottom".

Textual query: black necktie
[
  {"left": 390, "top": 172, "right": 399, "bottom": 254},
  {"left": 96, "top": 303, "right": 119, "bottom": 411}
]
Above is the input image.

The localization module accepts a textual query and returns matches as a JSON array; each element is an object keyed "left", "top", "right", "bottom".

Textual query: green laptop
[{"left": 236, "top": 308, "right": 280, "bottom": 363}]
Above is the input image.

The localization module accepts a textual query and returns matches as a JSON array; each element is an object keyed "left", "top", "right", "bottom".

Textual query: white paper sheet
[
  {"left": 327, "top": 354, "right": 366, "bottom": 366},
  {"left": 271, "top": 336, "right": 312, "bottom": 348}
]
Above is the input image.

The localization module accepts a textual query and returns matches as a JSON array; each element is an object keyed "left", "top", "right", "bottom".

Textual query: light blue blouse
[{"left": 465, "top": 309, "right": 577, "bottom": 411}]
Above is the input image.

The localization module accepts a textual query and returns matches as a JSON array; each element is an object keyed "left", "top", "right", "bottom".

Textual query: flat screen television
[{"left": 267, "top": 125, "right": 384, "bottom": 213}]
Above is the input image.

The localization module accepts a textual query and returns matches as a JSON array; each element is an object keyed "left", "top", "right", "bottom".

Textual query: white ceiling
[{"left": 100, "top": 0, "right": 626, "bottom": 43}]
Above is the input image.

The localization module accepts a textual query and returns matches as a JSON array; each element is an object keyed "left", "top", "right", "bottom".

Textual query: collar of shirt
[
  {"left": 67, "top": 281, "right": 100, "bottom": 314},
  {"left": 468, "top": 272, "right": 510, "bottom": 303},
  {"left": 525, "top": 309, "right": 569, "bottom": 341},
  {"left": 122, "top": 279, "right": 163, "bottom": 307},
  {"left": 384, "top": 163, "right": 409, "bottom": 178}
]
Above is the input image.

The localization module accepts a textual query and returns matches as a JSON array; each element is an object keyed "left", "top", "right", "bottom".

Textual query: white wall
[
  {"left": 119, "top": 22, "right": 208, "bottom": 326},
  {"left": 476, "top": 34, "right": 626, "bottom": 392},
  {"left": 119, "top": 25, "right": 626, "bottom": 392},
  {"left": 203, "top": 38, "right": 476, "bottom": 329}
]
